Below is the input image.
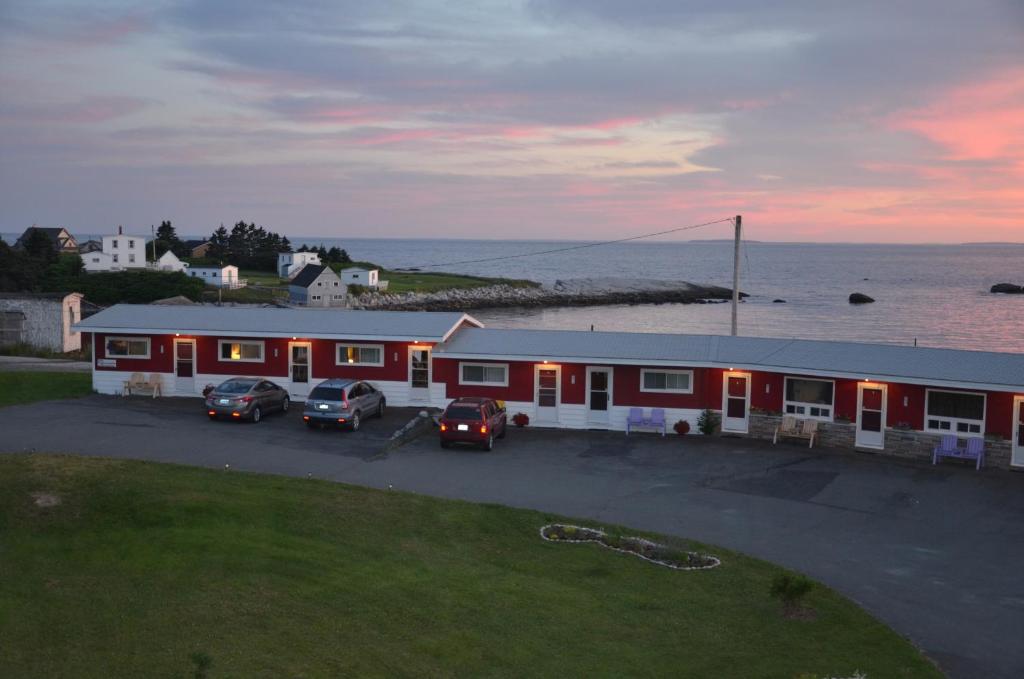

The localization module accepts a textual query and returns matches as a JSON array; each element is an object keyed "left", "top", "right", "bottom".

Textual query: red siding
[
  {"left": 986, "top": 391, "right": 1016, "bottom": 439},
  {"left": 434, "top": 358, "right": 536, "bottom": 402},
  {"left": 612, "top": 365, "right": 708, "bottom": 409},
  {"left": 309, "top": 339, "right": 416, "bottom": 382},
  {"left": 561, "top": 364, "right": 587, "bottom": 405},
  {"left": 194, "top": 336, "right": 290, "bottom": 377},
  {"left": 94, "top": 333, "right": 173, "bottom": 373},
  {"left": 886, "top": 383, "right": 926, "bottom": 430}
]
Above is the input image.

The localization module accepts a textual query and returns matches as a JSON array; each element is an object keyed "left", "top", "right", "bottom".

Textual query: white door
[
  {"left": 288, "top": 341, "right": 311, "bottom": 401},
  {"left": 1013, "top": 396, "right": 1024, "bottom": 468},
  {"left": 408, "top": 347, "right": 431, "bottom": 402},
  {"left": 173, "top": 339, "right": 196, "bottom": 395},
  {"left": 535, "top": 365, "right": 561, "bottom": 425},
  {"left": 586, "top": 367, "right": 612, "bottom": 427},
  {"left": 721, "top": 372, "right": 750, "bottom": 433},
  {"left": 856, "top": 383, "right": 887, "bottom": 449}
]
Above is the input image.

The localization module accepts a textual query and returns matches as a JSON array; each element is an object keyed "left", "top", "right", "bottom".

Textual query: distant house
[
  {"left": 278, "top": 251, "right": 322, "bottom": 279},
  {"left": 184, "top": 240, "right": 211, "bottom": 258},
  {"left": 288, "top": 264, "right": 345, "bottom": 307},
  {"left": 188, "top": 265, "right": 242, "bottom": 288},
  {"left": 153, "top": 250, "right": 189, "bottom": 273},
  {"left": 82, "top": 227, "right": 148, "bottom": 272},
  {"left": 0, "top": 292, "right": 83, "bottom": 352},
  {"left": 340, "top": 267, "right": 381, "bottom": 289},
  {"left": 78, "top": 239, "right": 103, "bottom": 254},
  {"left": 14, "top": 226, "right": 78, "bottom": 254}
]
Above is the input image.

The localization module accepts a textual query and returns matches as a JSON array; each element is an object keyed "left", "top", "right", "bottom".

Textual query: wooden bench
[
  {"left": 123, "top": 373, "right": 163, "bottom": 398},
  {"left": 773, "top": 416, "right": 818, "bottom": 448}
]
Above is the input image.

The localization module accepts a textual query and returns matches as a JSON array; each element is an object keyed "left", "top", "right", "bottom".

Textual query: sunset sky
[{"left": 1, "top": 1, "right": 1022, "bottom": 242}]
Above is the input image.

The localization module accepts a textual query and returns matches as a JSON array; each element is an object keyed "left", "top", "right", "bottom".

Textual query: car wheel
[
  {"left": 305, "top": 420, "right": 317, "bottom": 429},
  {"left": 281, "top": 397, "right": 290, "bottom": 413},
  {"left": 350, "top": 411, "right": 361, "bottom": 431},
  {"left": 208, "top": 414, "right": 217, "bottom": 421},
  {"left": 440, "top": 440, "right": 451, "bottom": 449},
  {"left": 482, "top": 434, "right": 494, "bottom": 451},
  {"left": 378, "top": 399, "right": 386, "bottom": 418},
  {"left": 251, "top": 406, "right": 261, "bottom": 423}
]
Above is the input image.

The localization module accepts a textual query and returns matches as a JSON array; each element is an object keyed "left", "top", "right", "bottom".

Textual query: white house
[
  {"left": 82, "top": 250, "right": 116, "bottom": 272},
  {"left": 153, "top": 250, "right": 189, "bottom": 273},
  {"left": 340, "top": 267, "right": 380, "bottom": 289},
  {"left": 278, "top": 252, "right": 321, "bottom": 279},
  {"left": 101, "top": 229, "right": 147, "bottom": 270},
  {"left": 188, "top": 265, "right": 243, "bottom": 288}
]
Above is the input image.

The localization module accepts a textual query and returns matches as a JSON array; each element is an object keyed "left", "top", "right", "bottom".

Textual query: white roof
[
  {"left": 75, "top": 304, "right": 481, "bottom": 342},
  {"left": 435, "top": 328, "right": 1024, "bottom": 392}
]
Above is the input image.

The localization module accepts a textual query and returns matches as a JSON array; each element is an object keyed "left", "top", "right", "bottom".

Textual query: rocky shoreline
[{"left": 347, "top": 278, "right": 743, "bottom": 312}]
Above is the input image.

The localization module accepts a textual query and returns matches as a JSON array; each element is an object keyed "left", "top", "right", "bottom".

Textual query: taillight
[
  {"left": 480, "top": 425, "right": 488, "bottom": 434},
  {"left": 440, "top": 423, "right": 448, "bottom": 432},
  {"left": 207, "top": 410, "right": 215, "bottom": 416},
  {"left": 241, "top": 396, "right": 253, "bottom": 403},
  {"left": 303, "top": 416, "right": 309, "bottom": 421},
  {"left": 231, "top": 412, "right": 241, "bottom": 418}
]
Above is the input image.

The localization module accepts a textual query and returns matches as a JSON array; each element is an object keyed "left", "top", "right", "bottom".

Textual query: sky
[{"left": 1, "top": 1, "right": 1022, "bottom": 243}]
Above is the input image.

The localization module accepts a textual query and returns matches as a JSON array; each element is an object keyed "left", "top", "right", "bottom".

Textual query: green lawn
[
  {"left": 0, "top": 455, "right": 939, "bottom": 679},
  {"left": 0, "top": 372, "right": 92, "bottom": 407}
]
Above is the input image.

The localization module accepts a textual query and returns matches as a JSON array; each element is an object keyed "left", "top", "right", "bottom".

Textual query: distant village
[{"left": 0, "top": 223, "right": 385, "bottom": 356}]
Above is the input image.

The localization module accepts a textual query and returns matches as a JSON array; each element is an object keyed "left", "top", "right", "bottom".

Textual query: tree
[
  {"left": 22, "top": 229, "right": 58, "bottom": 265},
  {"left": 280, "top": 236, "right": 292, "bottom": 253},
  {"left": 207, "top": 224, "right": 229, "bottom": 262},
  {"left": 154, "top": 220, "right": 188, "bottom": 259}
]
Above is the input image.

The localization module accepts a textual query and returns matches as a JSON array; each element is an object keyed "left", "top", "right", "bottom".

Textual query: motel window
[
  {"left": 105, "top": 336, "right": 150, "bottom": 359},
  {"left": 460, "top": 363, "right": 509, "bottom": 387},
  {"left": 640, "top": 369, "right": 693, "bottom": 394},
  {"left": 926, "top": 390, "right": 985, "bottom": 435},
  {"left": 337, "top": 344, "right": 384, "bottom": 366},
  {"left": 784, "top": 377, "right": 834, "bottom": 420},
  {"left": 218, "top": 340, "right": 264, "bottom": 362}
]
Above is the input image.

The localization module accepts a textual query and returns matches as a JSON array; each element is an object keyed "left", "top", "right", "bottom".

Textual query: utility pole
[
  {"left": 151, "top": 224, "right": 156, "bottom": 263},
  {"left": 731, "top": 215, "right": 742, "bottom": 336}
]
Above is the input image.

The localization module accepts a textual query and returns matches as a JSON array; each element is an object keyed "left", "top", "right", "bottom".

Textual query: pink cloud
[
  {"left": 891, "top": 68, "right": 1024, "bottom": 161},
  {"left": 0, "top": 96, "right": 150, "bottom": 125}
]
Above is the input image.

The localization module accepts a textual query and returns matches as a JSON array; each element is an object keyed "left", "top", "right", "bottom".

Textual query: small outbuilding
[
  {"left": 188, "top": 265, "right": 242, "bottom": 288},
  {"left": 340, "top": 267, "right": 381, "bottom": 289},
  {"left": 0, "top": 292, "right": 84, "bottom": 352},
  {"left": 278, "top": 251, "right": 322, "bottom": 279},
  {"left": 289, "top": 264, "right": 346, "bottom": 307},
  {"left": 153, "top": 250, "right": 189, "bottom": 273}
]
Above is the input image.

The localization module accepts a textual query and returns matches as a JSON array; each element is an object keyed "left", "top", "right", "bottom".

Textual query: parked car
[
  {"left": 206, "top": 377, "right": 289, "bottom": 423},
  {"left": 439, "top": 397, "right": 507, "bottom": 450},
  {"left": 302, "top": 378, "right": 386, "bottom": 431}
]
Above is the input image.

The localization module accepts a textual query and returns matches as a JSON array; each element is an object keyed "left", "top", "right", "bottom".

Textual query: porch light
[{"left": 175, "top": 333, "right": 180, "bottom": 337}]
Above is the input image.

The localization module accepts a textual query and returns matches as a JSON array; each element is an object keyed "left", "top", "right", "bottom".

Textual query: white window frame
[
  {"left": 459, "top": 362, "right": 509, "bottom": 387},
  {"left": 925, "top": 389, "right": 986, "bottom": 436},
  {"left": 783, "top": 376, "right": 835, "bottom": 421},
  {"left": 639, "top": 369, "right": 694, "bottom": 394},
  {"left": 217, "top": 339, "right": 265, "bottom": 363},
  {"left": 336, "top": 343, "right": 385, "bottom": 367},
  {"left": 104, "top": 336, "right": 150, "bottom": 359}
]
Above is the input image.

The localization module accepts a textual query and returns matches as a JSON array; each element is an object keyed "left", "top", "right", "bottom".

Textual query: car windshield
[
  {"left": 445, "top": 406, "right": 482, "bottom": 420},
  {"left": 309, "top": 386, "right": 346, "bottom": 401},
  {"left": 217, "top": 380, "right": 256, "bottom": 394}
]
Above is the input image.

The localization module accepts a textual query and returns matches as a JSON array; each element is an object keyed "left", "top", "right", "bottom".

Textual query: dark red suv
[{"left": 439, "top": 397, "right": 507, "bottom": 450}]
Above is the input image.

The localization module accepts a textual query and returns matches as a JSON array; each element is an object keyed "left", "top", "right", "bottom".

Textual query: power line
[{"left": 407, "top": 217, "right": 736, "bottom": 269}]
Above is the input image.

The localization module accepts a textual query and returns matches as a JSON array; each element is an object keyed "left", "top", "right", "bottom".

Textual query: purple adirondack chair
[
  {"left": 649, "top": 408, "right": 667, "bottom": 437},
  {"left": 932, "top": 434, "right": 959, "bottom": 465},
  {"left": 963, "top": 437, "right": 985, "bottom": 470},
  {"left": 626, "top": 408, "right": 645, "bottom": 435}
]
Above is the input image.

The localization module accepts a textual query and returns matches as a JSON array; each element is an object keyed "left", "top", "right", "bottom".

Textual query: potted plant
[
  {"left": 697, "top": 408, "right": 720, "bottom": 436},
  {"left": 673, "top": 420, "right": 691, "bottom": 436},
  {"left": 512, "top": 412, "right": 530, "bottom": 427}
]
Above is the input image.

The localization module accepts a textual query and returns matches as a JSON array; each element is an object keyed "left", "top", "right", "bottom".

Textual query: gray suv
[{"left": 303, "top": 378, "right": 386, "bottom": 431}]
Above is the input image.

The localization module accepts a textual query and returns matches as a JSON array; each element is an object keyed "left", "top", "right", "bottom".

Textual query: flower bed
[{"left": 540, "top": 523, "right": 720, "bottom": 571}]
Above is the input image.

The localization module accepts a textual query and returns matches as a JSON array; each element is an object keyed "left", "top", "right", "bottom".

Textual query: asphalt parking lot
[{"left": 2, "top": 394, "right": 1024, "bottom": 679}]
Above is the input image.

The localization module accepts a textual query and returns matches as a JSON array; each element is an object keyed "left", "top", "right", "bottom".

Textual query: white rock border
[{"left": 539, "top": 523, "right": 721, "bottom": 571}]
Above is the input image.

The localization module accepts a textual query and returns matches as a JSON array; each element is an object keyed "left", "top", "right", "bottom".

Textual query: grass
[
  {"left": 0, "top": 372, "right": 92, "bottom": 407},
  {"left": 0, "top": 454, "right": 940, "bottom": 679},
  {"left": 0, "top": 342, "right": 92, "bottom": 361}
]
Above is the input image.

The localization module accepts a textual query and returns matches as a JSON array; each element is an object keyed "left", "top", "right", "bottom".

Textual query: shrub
[
  {"left": 770, "top": 572, "right": 814, "bottom": 608},
  {"left": 673, "top": 420, "right": 691, "bottom": 435},
  {"left": 697, "top": 408, "right": 720, "bottom": 436},
  {"left": 347, "top": 284, "right": 368, "bottom": 296}
]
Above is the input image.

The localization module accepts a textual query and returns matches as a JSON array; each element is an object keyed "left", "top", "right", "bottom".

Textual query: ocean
[{"left": 5, "top": 232, "right": 1022, "bottom": 352}]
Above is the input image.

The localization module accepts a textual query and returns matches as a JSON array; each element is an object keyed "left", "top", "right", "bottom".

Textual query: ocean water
[{"left": 5, "top": 232, "right": 1022, "bottom": 352}]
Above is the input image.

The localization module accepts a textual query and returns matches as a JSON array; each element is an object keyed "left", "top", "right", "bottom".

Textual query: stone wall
[{"left": 748, "top": 412, "right": 1013, "bottom": 470}]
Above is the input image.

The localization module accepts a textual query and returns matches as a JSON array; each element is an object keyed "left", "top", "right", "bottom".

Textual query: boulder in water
[
  {"left": 990, "top": 283, "right": 1023, "bottom": 294},
  {"left": 849, "top": 292, "right": 875, "bottom": 304},
  {"left": 772, "top": 299, "right": 786, "bottom": 303}
]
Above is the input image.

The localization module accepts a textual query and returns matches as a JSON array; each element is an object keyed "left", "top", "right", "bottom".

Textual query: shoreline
[{"left": 347, "top": 280, "right": 742, "bottom": 312}]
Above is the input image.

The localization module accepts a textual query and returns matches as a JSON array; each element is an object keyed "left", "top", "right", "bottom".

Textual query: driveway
[{"left": 2, "top": 395, "right": 1023, "bottom": 679}]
